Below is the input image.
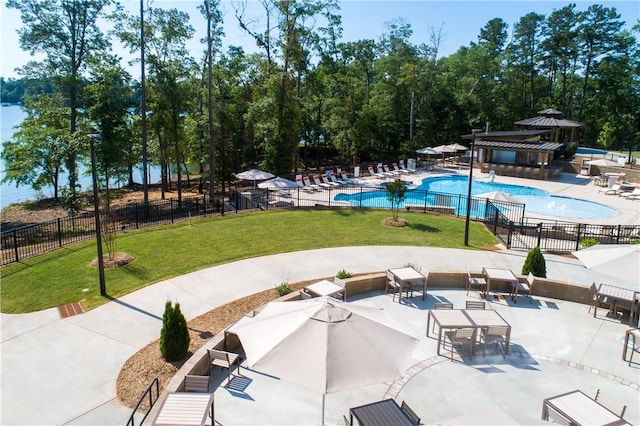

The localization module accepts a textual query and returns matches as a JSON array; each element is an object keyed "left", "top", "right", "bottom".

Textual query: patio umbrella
[
  {"left": 257, "top": 176, "right": 298, "bottom": 190},
  {"left": 584, "top": 158, "right": 622, "bottom": 167},
  {"left": 572, "top": 244, "right": 640, "bottom": 284},
  {"left": 476, "top": 191, "right": 522, "bottom": 204},
  {"left": 235, "top": 168, "right": 275, "bottom": 188},
  {"left": 446, "top": 143, "right": 468, "bottom": 151},
  {"left": 432, "top": 144, "right": 458, "bottom": 154},
  {"left": 235, "top": 297, "right": 419, "bottom": 425},
  {"left": 416, "top": 147, "right": 441, "bottom": 156}
]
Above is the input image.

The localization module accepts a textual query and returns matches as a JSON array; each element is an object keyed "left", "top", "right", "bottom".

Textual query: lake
[{"left": 1, "top": 104, "right": 160, "bottom": 209}]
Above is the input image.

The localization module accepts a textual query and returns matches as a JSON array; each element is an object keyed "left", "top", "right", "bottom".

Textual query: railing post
[
  {"left": 537, "top": 223, "right": 543, "bottom": 248},
  {"left": 616, "top": 224, "right": 621, "bottom": 244},
  {"left": 13, "top": 229, "right": 19, "bottom": 263},
  {"left": 203, "top": 194, "right": 206, "bottom": 217},
  {"left": 170, "top": 199, "right": 174, "bottom": 223},
  {"left": 575, "top": 223, "right": 582, "bottom": 251},
  {"left": 135, "top": 203, "right": 139, "bottom": 229},
  {"left": 57, "top": 218, "right": 63, "bottom": 247},
  {"left": 507, "top": 222, "right": 513, "bottom": 249}
]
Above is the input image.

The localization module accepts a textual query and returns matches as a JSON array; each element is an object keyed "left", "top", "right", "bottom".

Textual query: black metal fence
[{"left": 2, "top": 184, "right": 638, "bottom": 265}]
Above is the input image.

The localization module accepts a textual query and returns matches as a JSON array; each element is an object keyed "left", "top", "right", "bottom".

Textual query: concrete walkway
[{"left": 1, "top": 246, "right": 638, "bottom": 425}]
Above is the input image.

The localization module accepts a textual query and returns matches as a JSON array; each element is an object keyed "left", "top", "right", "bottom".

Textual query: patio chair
[
  {"left": 443, "top": 328, "right": 475, "bottom": 361},
  {"left": 431, "top": 303, "right": 454, "bottom": 334},
  {"left": 400, "top": 401, "right": 421, "bottom": 425},
  {"left": 613, "top": 296, "right": 639, "bottom": 326},
  {"left": 511, "top": 272, "right": 534, "bottom": 303},
  {"left": 343, "top": 414, "right": 352, "bottom": 425},
  {"left": 208, "top": 348, "right": 242, "bottom": 386},
  {"left": 595, "top": 389, "right": 627, "bottom": 418},
  {"left": 480, "top": 326, "right": 508, "bottom": 358},
  {"left": 385, "top": 270, "right": 401, "bottom": 302},
  {"left": 465, "top": 300, "right": 486, "bottom": 310},
  {"left": 183, "top": 374, "right": 210, "bottom": 393},
  {"left": 466, "top": 267, "right": 487, "bottom": 297},
  {"left": 588, "top": 282, "right": 610, "bottom": 314}
]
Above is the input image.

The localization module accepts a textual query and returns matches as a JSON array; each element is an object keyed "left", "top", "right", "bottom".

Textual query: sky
[{"left": 1, "top": 0, "right": 639, "bottom": 79}]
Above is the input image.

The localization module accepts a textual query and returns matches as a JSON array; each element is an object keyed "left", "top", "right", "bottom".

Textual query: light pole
[
  {"left": 89, "top": 134, "right": 106, "bottom": 296},
  {"left": 464, "top": 129, "right": 481, "bottom": 246}
]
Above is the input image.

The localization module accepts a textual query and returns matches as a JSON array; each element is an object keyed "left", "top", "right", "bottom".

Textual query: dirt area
[
  {"left": 117, "top": 281, "right": 310, "bottom": 409},
  {"left": 0, "top": 184, "right": 203, "bottom": 231}
]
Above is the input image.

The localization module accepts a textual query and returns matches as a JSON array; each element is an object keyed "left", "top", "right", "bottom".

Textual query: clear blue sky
[{"left": 1, "top": 0, "right": 638, "bottom": 79}]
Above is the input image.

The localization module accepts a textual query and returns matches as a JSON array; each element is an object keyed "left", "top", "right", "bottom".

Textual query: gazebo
[{"left": 514, "top": 108, "right": 582, "bottom": 143}]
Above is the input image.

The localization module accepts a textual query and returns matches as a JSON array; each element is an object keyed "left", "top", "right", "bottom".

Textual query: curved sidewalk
[{"left": 0, "top": 246, "right": 636, "bottom": 425}]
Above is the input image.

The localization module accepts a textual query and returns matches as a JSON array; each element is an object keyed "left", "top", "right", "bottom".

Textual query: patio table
[
  {"left": 349, "top": 398, "right": 415, "bottom": 426},
  {"left": 541, "top": 389, "right": 630, "bottom": 425},
  {"left": 463, "top": 309, "right": 512, "bottom": 354},
  {"left": 304, "top": 279, "right": 345, "bottom": 300},
  {"left": 152, "top": 392, "right": 215, "bottom": 426},
  {"left": 426, "top": 309, "right": 474, "bottom": 355},
  {"left": 388, "top": 267, "right": 427, "bottom": 303},
  {"left": 593, "top": 284, "right": 638, "bottom": 325},
  {"left": 482, "top": 267, "right": 517, "bottom": 298}
]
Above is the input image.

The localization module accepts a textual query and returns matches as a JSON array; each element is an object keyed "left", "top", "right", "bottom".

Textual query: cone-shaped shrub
[
  {"left": 522, "top": 246, "right": 546, "bottom": 278},
  {"left": 159, "top": 301, "right": 190, "bottom": 362}
]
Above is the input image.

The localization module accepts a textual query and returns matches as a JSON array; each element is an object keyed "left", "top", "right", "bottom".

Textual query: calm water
[{"left": 0, "top": 104, "right": 160, "bottom": 209}]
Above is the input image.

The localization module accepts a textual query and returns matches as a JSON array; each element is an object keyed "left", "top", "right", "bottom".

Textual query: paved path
[{"left": 1, "top": 246, "right": 638, "bottom": 425}]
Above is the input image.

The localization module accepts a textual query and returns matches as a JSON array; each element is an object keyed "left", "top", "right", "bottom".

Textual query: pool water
[
  {"left": 335, "top": 175, "right": 618, "bottom": 220},
  {"left": 576, "top": 147, "right": 608, "bottom": 156}
]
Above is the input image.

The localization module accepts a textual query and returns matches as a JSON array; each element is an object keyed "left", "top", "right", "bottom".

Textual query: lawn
[{"left": 1, "top": 209, "right": 497, "bottom": 313}]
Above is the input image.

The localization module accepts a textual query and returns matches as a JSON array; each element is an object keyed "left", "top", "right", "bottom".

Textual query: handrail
[{"left": 126, "top": 377, "right": 160, "bottom": 426}]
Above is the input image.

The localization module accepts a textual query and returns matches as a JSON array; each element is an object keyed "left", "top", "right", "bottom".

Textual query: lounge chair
[
  {"left": 399, "top": 159, "right": 416, "bottom": 173},
  {"left": 295, "top": 175, "right": 314, "bottom": 193},
  {"left": 368, "top": 165, "right": 386, "bottom": 179},
  {"left": 383, "top": 164, "right": 402, "bottom": 176},
  {"left": 313, "top": 174, "right": 331, "bottom": 189},
  {"left": 620, "top": 185, "right": 640, "bottom": 199},
  {"left": 598, "top": 181, "right": 622, "bottom": 195},
  {"left": 303, "top": 175, "right": 320, "bottom": 191},
  {"left": 377, "top": 163, "right": 394, "bottom": 178},
  {"left": 322, "top": 174, "right": 340, "bottom": 187},
  {"left": 329, "top": 172, "right": 346, "bottom": 186},
  {"left": 393, "top": 163, "right": 409, "bottom": 174},
  {"left": 339, "top": 171, "right": 357, "bottom": 185}
]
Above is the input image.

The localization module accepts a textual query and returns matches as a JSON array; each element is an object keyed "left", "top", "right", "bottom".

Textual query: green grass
[{"left": 1, "top": 209, "right": 497, "bottom": 313}]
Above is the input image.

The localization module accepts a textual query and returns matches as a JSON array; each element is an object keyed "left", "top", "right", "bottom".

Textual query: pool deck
[{"left": 286, "top": 167, "right": 640, "bottom": 226}]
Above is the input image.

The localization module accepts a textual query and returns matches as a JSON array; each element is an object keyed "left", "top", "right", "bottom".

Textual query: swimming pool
[
  {"left": 335, "top": 175, "right": 618, "bottom": 220},
  {"left": 576, "top": 147, "right": 608, "bottom": 156}
]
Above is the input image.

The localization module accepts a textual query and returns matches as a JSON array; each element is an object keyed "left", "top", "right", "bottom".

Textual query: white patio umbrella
[
  {"left": 257, "top": 176, "right": 299, "bottom": 190},
  {"left": 476, "top": 191, "right": 522, "bottom": 204},
  {"left": 432, "top": 144, "right": 458, "bottom": 153},
  {"left": 416, "top": 147, "right": 441, "bottom": 156},
  {"left": 446, "top": 143, "right": 468, "bottom": 151},
  {"left": 235, "top": 169, "right": 275, "bottom": 188},
  {"left": 235, "top": 297, "right": 419, "bottom": 425},
  {"left": 572, "top": 244, "right": 640, "bottom": 284}
]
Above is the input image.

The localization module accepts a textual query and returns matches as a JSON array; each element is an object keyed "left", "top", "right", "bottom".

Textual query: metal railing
[
  {"left": 2, "top": 185, "right": 638, "bottom": 265},
  {"left": 126, "top": 377, "right": 159, "bottom": 426}
]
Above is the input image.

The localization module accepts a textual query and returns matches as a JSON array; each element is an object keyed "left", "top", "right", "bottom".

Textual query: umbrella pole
[{"left": 322, "top": 393, "right": 325, "bottom": 426}]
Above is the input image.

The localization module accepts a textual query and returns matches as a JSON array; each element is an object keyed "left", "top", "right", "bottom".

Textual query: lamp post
[
  {"left": 89, "top": 134, "right": 106, "bottom": 296},
  {"left": 464, "top": 129, "right": 481, "bottom": 246}
]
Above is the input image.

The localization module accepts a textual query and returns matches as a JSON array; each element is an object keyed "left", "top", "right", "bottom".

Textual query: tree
[
  {"left": 8, "top": 0, "right": 113, "bottom": 204},
  {"left": 159, "top": 301, "right": 190, "bottom": 362},
  {"left": 385, "top": 178, "right": 408, "bottom": 222},
  {"left": 522, "top": 246, "right": 546, "bottom": 278}
]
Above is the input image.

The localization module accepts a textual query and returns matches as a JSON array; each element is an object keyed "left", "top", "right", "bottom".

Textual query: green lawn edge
[{"left": 1, "top": 209, "right": 497, "bottom": 313}]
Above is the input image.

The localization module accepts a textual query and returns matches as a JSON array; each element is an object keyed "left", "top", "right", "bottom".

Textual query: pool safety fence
[{"left": 2, "top": 187, "right": 638, "bottom": 265}]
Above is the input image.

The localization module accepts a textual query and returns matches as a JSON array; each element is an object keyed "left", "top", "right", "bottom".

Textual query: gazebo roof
[
  {"left": 462, "top": 130, "right": 549, "bottom": 141},
  {"left": 514, "top": 109, "right": 582, "bottom": 128},
  {"left": 474, "top": 140, "right": 564, "bottom": 152}
]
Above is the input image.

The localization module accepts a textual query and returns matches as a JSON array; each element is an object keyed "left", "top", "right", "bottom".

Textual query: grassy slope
[{"left": 1, "top": 209, "right": 497, "bottom": 313}]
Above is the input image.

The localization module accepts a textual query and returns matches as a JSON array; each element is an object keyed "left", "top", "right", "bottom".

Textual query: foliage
[
  {"left": 385, "top": 179, "right": 408, "bottom": 221},
  {"left": 0, "top": 210, "right": 497, "bottom": 313},
  {"left": 579, "top": 238, "right": 599, "bottom": 249},
  {"left": 522, "top": 246, "right": 547, "bottom": 278},
  {"left": 404, "top": 262, "right": 421, "bottom": 272},
  {"left": 563, "top": 143, "right": 576, "bottom": 160},
  {"left": 335, "top": 269, "right": 353, "bottom": 279},
  {"left": 275, "top": 281, "right": 293, "bottom": 297},
  {"left": 159, "top": 300, "right": 190, "bottom": 362}
]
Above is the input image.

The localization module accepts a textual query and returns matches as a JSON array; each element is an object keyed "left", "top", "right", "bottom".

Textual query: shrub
[
  {"left": 579, "top": 238, "right": 599, "bottom": 249},
  {"left": 159, "top": 301, "right": 190, "bottom": 362},
  {"left": 335, "top": 269, "right": 353, "bottom": 279},
  {"left": 522, "top": 246, "right": 546, "bottom": 278},
  {"left": 275, "top": 281, "right": 292, "bottom": 297},
  {"left": 404, "top": 262, "right": 422, "bottom": 272},
  {"left": 563, "top": 143, "right": 576, "bottom": 160}
]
